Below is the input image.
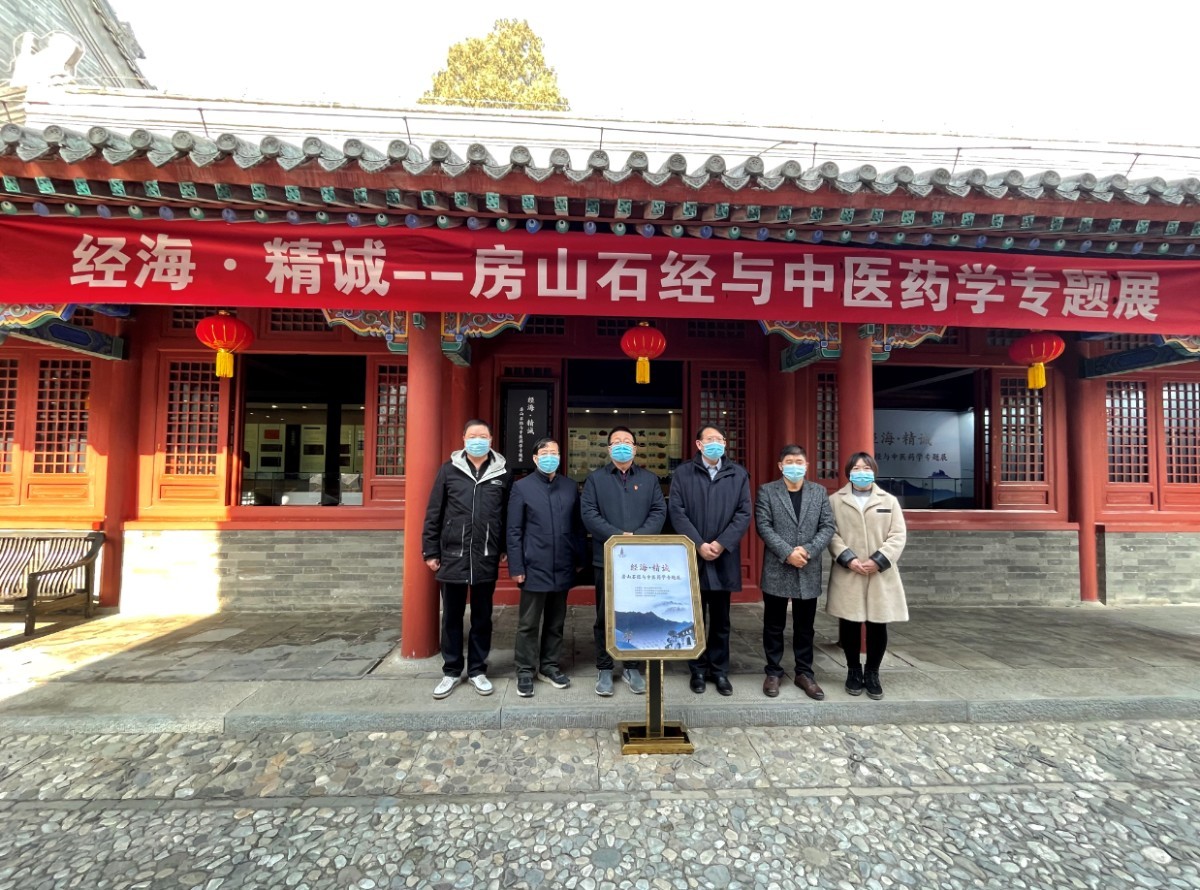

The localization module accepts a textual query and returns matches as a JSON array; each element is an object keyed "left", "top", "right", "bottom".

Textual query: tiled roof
[{"left": 4, "top": 121, "right": 1200, "bottom": 257}]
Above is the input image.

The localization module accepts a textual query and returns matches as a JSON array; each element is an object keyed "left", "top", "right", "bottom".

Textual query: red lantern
[
  {"left": 620, "top": 321, "right": 667, "bottom": 384},
  {"left": 195, "top": 311, "right": 255, "bottom": 378},
  {"left": 1008, "top": 331, "right": 1065, "bottom": 390}
]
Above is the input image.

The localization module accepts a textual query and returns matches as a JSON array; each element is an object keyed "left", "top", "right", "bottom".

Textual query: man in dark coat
[
  {"left": 581, "top": 426, "right": 666, "bottom": 697},
  {"left": 506, "top": 437, "right": 585, "bottom": 698},
  {"left": 422, "top": 419, "right": 511, "bottom": 700},
  {"left": 668, "top": 422, "right": 753, "bottom": 696}
]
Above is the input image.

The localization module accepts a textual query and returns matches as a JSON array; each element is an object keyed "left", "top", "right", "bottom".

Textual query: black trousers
[
  {"left": 688, "top": 589, "right": 732, "bottom": 678},
  {"left": 593, "top": 574, "right": 642, "bottom": 672},
  {"left": 762, "top": 592, "right": 818, "bottom": 679},
  {"left": 514, "top": 588, "right": 569, "bottom": 678},
  {"left": 440, "top": 581, "right": 495, "bottom": 678},
  {"left": 838, "top": 618, "right": 888, "bottom": 671}
]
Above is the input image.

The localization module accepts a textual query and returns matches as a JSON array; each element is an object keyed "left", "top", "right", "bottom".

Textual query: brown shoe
[
  {"left": 763, "top": 675, "right": 781, "bottom": 698},
  {"left": 794, "top": 673, "right": 826, "bottom": 701}
]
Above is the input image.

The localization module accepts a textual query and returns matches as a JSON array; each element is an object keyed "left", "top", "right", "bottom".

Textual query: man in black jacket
[
  {"left": 422, "top": 419, "right": 512, "bottom": 700},
  {"left": 581, "top": 426, "right": 666, "bottom": 697},
  {"left": 668, "top": 423, "right": 753, "bottom": 696}
]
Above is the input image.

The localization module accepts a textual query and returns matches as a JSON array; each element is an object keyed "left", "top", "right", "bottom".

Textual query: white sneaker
[
  {"left": 468, "top": 674, "right": 494, "bottom": 695},
  {"left": 433, "top": 676, "right": 461, "bottom": 699}
]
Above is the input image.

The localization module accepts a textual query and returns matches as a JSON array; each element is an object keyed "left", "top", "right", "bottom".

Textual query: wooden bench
[{"left": 0, "top": 531, "right": 105, "bottom": 636}]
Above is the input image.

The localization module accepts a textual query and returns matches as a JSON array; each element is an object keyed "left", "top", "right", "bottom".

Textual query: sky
[{"left": 105, "top": 0, "right": 1198, "bottom": 149}]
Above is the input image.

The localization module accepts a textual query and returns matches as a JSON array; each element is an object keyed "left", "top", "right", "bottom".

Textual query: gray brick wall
[
  {"left": 121, "top": 529, "right": 404, "bottom": 614},
  {"left": 1101, "top": 532, "right": 1200, "bottom": 604},
  {"left": 125, "top": 528, "right": 1199, "bottom": 612},
  {"left": 886, "top": 530, "right": 1080, "bottom": 606}
]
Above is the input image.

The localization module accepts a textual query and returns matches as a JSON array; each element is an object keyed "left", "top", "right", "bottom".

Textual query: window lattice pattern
[
  {"left": 70, "top": 308, "right": 95, "bottom": 327},
  {"left": 596, "top": 319, "right": 628, "bottom": 337},
  {"left": 986, "top": 329, "right": 1020, "bottom": 348},
  {"left": 164, "top": 362, "right": 220, "bottom": 475},
  {"left": 1106, "top": 380, "right": 1150, "bottom": 484},
  {"left": 1104, "top": 334, "right": 1155, "bottom": 352},
  {"left": 698, "top": 369, "right": 746, "bottom": 462},
  {"left": 171, "top": 307, "right": 236, "bottom": 329},
  {"left": 269, "top": 309, "right": 330, "bottom": 333},
  {"left": 502, "top": 367, "right": 553, "bottom": 379},
  {"left": 998, "top": 377, "right": 1045, "bottom": 482},
  {"left": 687, "top": 320, "right": 746, "bottom": 339},
  {"left": 1164, "top": 381, "right": 1200, "bottom": 484},
  {"left": 523, "top": 316, "right": 566, "bottom": 336},
  {"left": 816, "top": 372, "right": 839, "bottom": 480},
  {"left": 0, "top": 360, "right": 16, "bottom": 474},
  {"left": 375, "top": 365, "right": 407, "bottom": 476},
  {"left": 33, "top": 359, "right": 91, "bottom": 474},
  {"left": 936, "top": 327, "right": 961, "bottom": 346}
]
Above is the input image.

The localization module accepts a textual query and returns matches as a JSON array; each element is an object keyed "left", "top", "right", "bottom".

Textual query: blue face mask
[
  {"left": 609, "top": 443, "right": 634, "bottom": 463},
  {"left": 535, "top": 454, "right": 560, "bottom": 474},
  {"left": 701, "top": 442, "right": 725, "bottom": 461},
  {"left": 781, "top": 464, "right": 806, "bottom": 483},
  {"left": 849, "top": 470, "right": 875, "bottom": 488},
  {"left": 464, "top": 437, "right": 490, "bottom": 458}
]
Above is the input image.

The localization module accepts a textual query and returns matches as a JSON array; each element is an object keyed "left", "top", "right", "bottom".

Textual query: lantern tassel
[
  {"left": 635, "top": 357, "right": 650, "bottom": 384},
  {"left": 1027, "top": 362, "right": 1046, "bottom": 390},
  {"left": 215, "top": 349, "right": 234, "bottom": 378}
]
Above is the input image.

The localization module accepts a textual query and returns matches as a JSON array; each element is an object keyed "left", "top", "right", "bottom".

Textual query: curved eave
[{"left": 3, "top": 123, "right": 1200, "bottom": 258}]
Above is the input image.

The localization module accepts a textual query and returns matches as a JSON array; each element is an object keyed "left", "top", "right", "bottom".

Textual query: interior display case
[{"left": 566, "top": 409, "right": 683, "bottom": 482}]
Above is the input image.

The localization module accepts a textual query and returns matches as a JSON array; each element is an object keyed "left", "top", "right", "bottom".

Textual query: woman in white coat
[{"left": 826, "top": 452, "right": 908, "bottom": 700}]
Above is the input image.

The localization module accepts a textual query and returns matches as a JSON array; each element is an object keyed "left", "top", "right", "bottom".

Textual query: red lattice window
[
  {"left": 688, "top": 320, "right": 746, "bottom": 339},
  {"left": 523, "top": 316, "right": 566, "bottom": 336},
  {"left": 698, "top": 369, "right": 746, "bottom": 462},
  {"left": 375, "top": 364, "right": 407, "bottom": 476},
  {"left": 998, "top": 377, "right": 1045, "bottom": 482},
  {"left": 1106, "top": 380, "right": 1150, "bottom": 484},
  {"left": 171, "top": 307, "right": 237, "bottom": 330},
  {"left": 0, "top": 359, "right": 16, "bottom": 474},
  {"left": 986, "top": 329, "right": 1019, "bottom": 348},
  {"left": 596, "top": 319, "right": 628, "bottom": 337},
  {"left": 164, "top": 362, "right": 221, "bottom": 475},
  {"left": 33, "top": 359, "right": 91, "bottom": 474},
  {"left": 816, "top": 371, "right": 839, "bottom": 481},
  {"left": 269, "top": 309, "right": 330, "bottom": 333},
  {"left": 70, "top": 308, "right": 95, "bottom": 327},
  {"left": 1104, "top": 334, "right": 1155, "bottom": 352},
  {"left": 1164, "top": 381, "right": 1200, "bottom": 485}
]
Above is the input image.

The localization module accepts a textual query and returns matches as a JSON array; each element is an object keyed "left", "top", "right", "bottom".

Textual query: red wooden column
[
  {"left": 1064, "top": 341, "right": 1101, "bottom": 602},
  {"left": 400, "top": 313, "right": 444, "bottom": 657},
  {"left": 443, "top": 362, "right": 470, "bottom": 453},
  {"left": 837, "top": 324, "right": 875, "bottom": 458}
]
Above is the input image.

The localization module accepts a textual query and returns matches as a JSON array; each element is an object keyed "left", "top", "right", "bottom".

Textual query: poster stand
[{"left": 604, "top": 534, "right": 705, "bottom": 756}]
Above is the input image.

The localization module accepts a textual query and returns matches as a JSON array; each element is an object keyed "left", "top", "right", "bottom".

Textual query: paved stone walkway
[
  {"left": 3, "top": 604, "right": 1199, "bottom": 732},
  {"left": 0, "top": 718, "right": 1197, "bottom": 889}
]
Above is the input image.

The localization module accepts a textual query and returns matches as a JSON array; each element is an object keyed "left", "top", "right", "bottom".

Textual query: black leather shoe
[
  {"left": 713, "top": 674, "right": 733, "bottom": 696},
  {"left": 690, "top": 674, "right": 706, "bottom": 694}
]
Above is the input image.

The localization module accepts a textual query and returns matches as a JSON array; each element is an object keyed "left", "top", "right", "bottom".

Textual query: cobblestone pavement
[{"left": 1, "top": 718, "right": 1197, "bottom": 890}]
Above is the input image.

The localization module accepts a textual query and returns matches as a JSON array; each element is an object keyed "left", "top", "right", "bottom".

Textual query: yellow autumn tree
[{"left": 419, "top": 19, "right": 569, "bottom": 112}]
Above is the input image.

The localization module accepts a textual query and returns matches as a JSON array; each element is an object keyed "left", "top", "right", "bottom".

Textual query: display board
[{"left": 501, "top": 382, "right": 554, "bottom": 470}]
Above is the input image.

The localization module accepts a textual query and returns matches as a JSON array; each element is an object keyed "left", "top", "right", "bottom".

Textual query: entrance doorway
[{"left": 564, "top": 359, "right": 685, "bottom": 483}]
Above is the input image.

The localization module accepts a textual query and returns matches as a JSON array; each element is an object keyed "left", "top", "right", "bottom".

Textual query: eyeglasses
[
  {"left": 699, "top": 436, "right": 726, "bottom": 444},
  {"left": 610, "top": 440, "right": 635, "bottom": 447}
]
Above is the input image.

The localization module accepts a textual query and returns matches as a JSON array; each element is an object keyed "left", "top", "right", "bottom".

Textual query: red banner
[{"left": 3, "top": 217, "right": 1200, "bottom": 334}]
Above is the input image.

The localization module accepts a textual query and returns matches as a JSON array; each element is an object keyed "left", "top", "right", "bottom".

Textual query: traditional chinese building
[{"left": 2, "top": 24, "right": 1199, "bottom": 655}]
